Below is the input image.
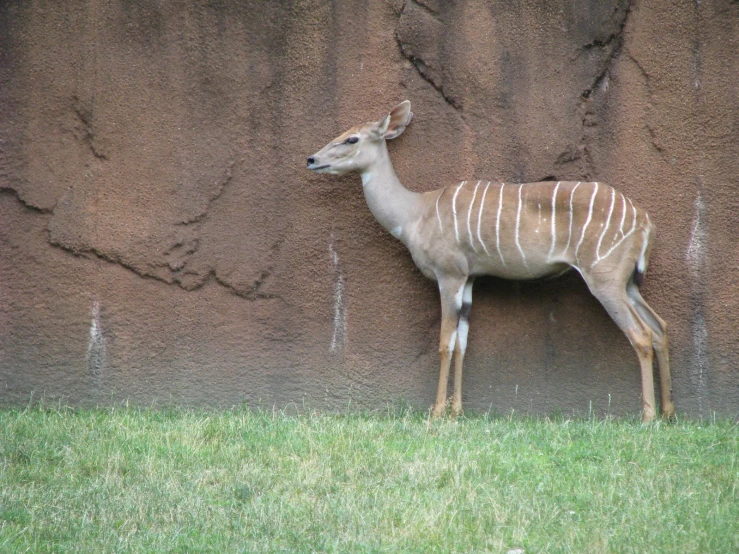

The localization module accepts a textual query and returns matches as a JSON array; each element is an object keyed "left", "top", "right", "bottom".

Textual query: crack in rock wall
[{"left": 395, "top": 0, "right": 633, "bottom": 183}]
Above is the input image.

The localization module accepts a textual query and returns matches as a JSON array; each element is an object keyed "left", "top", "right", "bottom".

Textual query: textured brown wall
[{"left": 1, "top": 0, "right": 737, "bottom": 416}]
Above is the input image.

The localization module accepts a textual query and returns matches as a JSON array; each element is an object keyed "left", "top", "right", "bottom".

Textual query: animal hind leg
[
  {"left": 588, "top": 284, "right": 657, "bottom": 422},
  {"left": 627, "top": 283, "right": 674, "bottom": 419}
]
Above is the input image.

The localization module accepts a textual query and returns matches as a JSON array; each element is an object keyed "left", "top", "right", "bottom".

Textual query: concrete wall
[{"left": 1, "top": 0, "right": 737, "bottom": 416}]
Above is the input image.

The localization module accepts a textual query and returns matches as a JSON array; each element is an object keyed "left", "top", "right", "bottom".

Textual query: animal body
[{"left": 307, "top": 101, "right": 673, "bottom": 422}]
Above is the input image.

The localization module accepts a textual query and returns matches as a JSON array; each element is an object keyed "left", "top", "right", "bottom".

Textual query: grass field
[{"left": 1, "top": 406, "right": 737, "bottom": 553}]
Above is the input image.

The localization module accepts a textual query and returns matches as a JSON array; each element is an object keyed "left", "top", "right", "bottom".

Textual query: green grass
[{"left": 0, "top": 407, "right": 737, "bottom": 553}]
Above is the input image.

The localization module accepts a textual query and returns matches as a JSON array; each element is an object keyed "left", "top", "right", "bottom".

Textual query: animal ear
[{"left": 378, "top": 101, "right": 413, "bottom": 140}]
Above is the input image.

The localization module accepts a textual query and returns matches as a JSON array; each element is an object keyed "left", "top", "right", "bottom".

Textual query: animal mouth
[{"left": 308, "top": 163, "right": 330, "bottom": 171}]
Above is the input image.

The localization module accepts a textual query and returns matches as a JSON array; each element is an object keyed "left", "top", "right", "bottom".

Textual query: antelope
[{"left": 307, "top": 101, "right": 674, "bottom": 422}]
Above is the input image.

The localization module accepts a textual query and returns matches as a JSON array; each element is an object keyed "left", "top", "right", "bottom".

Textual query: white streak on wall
[
  {"left": 686, "top": 194, "right": 707, "bottom": 270},
  {"left": 686, "top": 192, "right": 708, "bottom": 414},
  {"left": 87, "top": 300, "right": 106, "bottom": 375},
  {"left": 329, "top": 234, "right": 347, "bottom": 353}
]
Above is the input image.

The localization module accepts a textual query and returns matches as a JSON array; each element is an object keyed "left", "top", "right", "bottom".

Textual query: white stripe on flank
[
  {"left": 575, "top": 182, "right": 599, "bottom": 262},
  {"left": 536, "top": 202, "right": 542, "bottom": 232},
  {"left": 452, "top": 181, "right": 465, "bottom": 244},
  {"left": 595, "top": 187, "right": 615, "bottom": 258},
  {"left": 496, "top": 183, "right": 507, "bottom": 267},
  {"left": 592, "top": 225, "right": 636, "bottom": 269},
  {"left": 515, "top": 184, "right": 527, "bottom": 266},
  {"left": 618, "top": 192, "right": 627, "bottom": 236},
  {"left": 477, "top": 182, "right": 491, "bottom": 256},
  {"left": 547, "top": 181, "right": 561, "bottom": 261},
  {"left": 435, "top": 190, "right": 444, "bottom": 232},
  {"left": 467, "top": 181, "right": 481, "bottom": 252},
  {"left": 564, "top": 181, "right": 581, "bottom": 256},
  {"left": 591, "top": 195, "right": 639, "bottom": 269}
]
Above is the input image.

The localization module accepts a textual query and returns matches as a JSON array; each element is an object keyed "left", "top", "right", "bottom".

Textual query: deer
[{"left": 307, "top": 100, "right": 674, "bottom": 422}]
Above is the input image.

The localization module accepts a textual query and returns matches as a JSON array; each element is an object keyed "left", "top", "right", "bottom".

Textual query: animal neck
[{"left": 358, "top": 142, "right": 421, "bottom": 237}]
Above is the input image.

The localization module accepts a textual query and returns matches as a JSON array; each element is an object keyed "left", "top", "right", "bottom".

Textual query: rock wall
[{"left": 1, "top": 0, "right": 737, "bottom": 416}]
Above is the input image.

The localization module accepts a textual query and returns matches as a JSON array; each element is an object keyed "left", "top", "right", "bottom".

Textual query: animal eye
[{"left": 346, "top": 136, "right": 359, "bottom": 144}]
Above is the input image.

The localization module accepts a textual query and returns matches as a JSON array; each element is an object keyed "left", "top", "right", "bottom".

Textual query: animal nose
[{"left": 307, "top": 156, "right": 316, "bottom": 167}]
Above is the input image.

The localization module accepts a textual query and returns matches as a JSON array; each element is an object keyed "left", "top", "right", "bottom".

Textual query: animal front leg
[{"left": 433, "top": 278, "right": 466, "bottom": 417}]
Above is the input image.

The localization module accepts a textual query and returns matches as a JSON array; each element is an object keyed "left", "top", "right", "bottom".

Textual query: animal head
[{"left": 306, "top": 101, "right": 413, "bottom": 175}]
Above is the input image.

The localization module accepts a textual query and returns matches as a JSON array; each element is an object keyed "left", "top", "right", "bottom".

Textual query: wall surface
[{"left": 1, "top": 0, "right": 737, "bottom": 416}]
